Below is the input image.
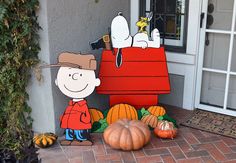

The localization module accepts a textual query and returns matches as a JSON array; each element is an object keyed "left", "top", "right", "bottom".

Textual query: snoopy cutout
[
  {"left": 111, "top": 12, "right": 132, "bottom": 48},
  {"left": 111, "top": 12, "right": 160, "bottom": 49}
]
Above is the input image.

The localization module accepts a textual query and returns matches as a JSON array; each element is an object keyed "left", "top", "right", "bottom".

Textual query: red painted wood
[
  {"left": 96, "top": 47, "right": 170, "bottom": 107},
  {"left": 97, "top": 77, "right": 170, "bottom": 91},
  {"left": 101, "top": 47, "right": 166, "bottom": 62},
  {"left": 97, "top": 90, "right": 170, "bottom": 94},
  {"left": 99, "top": 62, "right": 168, "bottom": 77},
  {"left": 110, "top": 95, "right": 158, "bottom": 109}
]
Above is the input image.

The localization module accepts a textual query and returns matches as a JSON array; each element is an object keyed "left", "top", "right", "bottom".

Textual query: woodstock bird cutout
[
  {"left": 111, "top": 12, "right": 160, "bottom": 50},
  {"left": 133, "top": 12, "right": 160, "bottom": 48}
]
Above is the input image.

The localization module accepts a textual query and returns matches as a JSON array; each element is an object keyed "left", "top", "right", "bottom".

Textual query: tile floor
[{"left": 38, "top": 105, "right": 236, "bottom": 163}]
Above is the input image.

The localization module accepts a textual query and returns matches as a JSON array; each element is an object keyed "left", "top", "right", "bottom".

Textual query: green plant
[{"left": 0, "top": 0, "right": 40, "bottom": 161}]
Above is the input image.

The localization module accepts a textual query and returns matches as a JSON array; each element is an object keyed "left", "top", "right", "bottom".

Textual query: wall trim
[{"left": 168, "top": 63, "right": 196, "bottom": 110}]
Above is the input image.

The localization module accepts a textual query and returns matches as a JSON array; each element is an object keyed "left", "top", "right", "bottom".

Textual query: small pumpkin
[
  {"left": 154, "top": 120, "right": 177, "bottom": 139},
  {"left": 103, "top": 119, "right": 151, "bottom": 150},
  {"left": 89, "top": 108, "right": 104, "bottom": 125},
  {"left": 106, "top": 104, "right": 138, "bottom": 125},
  {"left": 141, "top": 114, "right": 158, "bottom": 128},
  {"left": 148, "top": 106, "right": 166, "bottom": 117},
  {"left": 33, "top": 133, "right": 58, "bottom": 148}
]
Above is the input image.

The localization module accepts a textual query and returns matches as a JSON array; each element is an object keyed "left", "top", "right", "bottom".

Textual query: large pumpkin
[
  {"left": 148, "top": 106, "right": 166, "bottom": 116},
  {"left": 141, "top": 114, "right": 158, "bottom": 128},
  {"left": 89, "top": 108, "right": 104, "bottom": 125},
  {"left": 106, "top": 104, "right": 138, "bottom": 125},
  {"left": 154, "top": 120, "right": 177, "bottom": 139},
  {"left": 103, "top": 119, "right": 150, "bottom": 150}
]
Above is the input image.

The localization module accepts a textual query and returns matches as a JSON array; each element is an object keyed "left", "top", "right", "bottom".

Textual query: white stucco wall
[
  {"left": 30, "top": 0, "right": 130, "bottom": 134},
  {"left": 28, "top": 0, "right": 55, "bottom": 133}
]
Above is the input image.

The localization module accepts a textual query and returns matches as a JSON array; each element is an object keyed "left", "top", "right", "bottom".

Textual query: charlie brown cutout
[{"left": 54, "top": 52, "right": 100, "bottom": 146}]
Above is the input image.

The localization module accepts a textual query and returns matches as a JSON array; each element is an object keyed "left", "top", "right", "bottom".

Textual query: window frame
[{"left": 139, "top": 0, "right": 189, "bottom": 53}]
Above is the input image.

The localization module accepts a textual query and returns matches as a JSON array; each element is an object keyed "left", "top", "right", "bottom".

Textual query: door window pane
[
  {"left": 200, "top": 71, "right": 226, "bottom": 108},
  {"left": 207, "top": 0, "right": 233, "bottom": 31},
  {"left": 227, "top": 75, "right": 236, "bottom": 110},
  {"left": 203, "top": 33, "right": 230, "bottom": 71},
  {"left": 231, "top": 36, "right": 236, "bottom": 72}
]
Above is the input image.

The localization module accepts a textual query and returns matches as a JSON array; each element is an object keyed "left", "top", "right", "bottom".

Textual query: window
[{"left": 140, "top": 0, "right": 189, "bottom": 52}]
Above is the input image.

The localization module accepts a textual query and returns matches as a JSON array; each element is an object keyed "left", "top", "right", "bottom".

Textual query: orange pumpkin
[
  {"left": 103, "top": 119, "right": 150, "bottom": 150},
  {"left": 89, "top": 108, "right": 104, "bottom": 125},
  {"left": 154, "top": 120, "right": 177, "bottom": 139},
  {"left": 106, "top": 104, "right": 138, "bottom": 125},
  {"left": 148, "top": 106, "right": 166, "bottom": 116},
  {"left": 141, "top": 114, "right": 158, "bottom": 128}
]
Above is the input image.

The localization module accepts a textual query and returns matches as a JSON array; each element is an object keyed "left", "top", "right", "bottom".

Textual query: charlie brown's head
[{"left": 54, "top": 52, "right": 100, "bottom": 99}]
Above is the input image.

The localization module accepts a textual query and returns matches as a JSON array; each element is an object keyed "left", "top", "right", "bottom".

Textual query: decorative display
[
  {"left": 154, "top": 120, "right": 177, "bottom": 139},
  {"left": 133, "top": 12, "right": 161, "bottom": 48},
  {"left": 148, "top": 106, "right": 166, "bottom": 117},
  {"left": 53, "top": 52, "right": 101, "bottom": 146},
  {"left": 96, "top": 47, "right": 170, "bottom": 108},
  {"left": 141, "top": 114, "right": 159, "bottom": 128},
  {"left": 158, "top": 114, "right": 178, "bottom": 128},
  {"left": 89, "top": 108, "right": 104, "bottom": 125},
  {"left": 109, "top": 12, "right": 161, "bottom": 67},
  {"left": 91, "top": 12, "right": 170, "bottom": 108},
  {"left": 33, "top": 133, "right": 58, "bottom": 148},
  {"left": 111, "top": 12, "right": 132, "bottom": 49},
  {"left": 106, "top": 104, "right": 138, "bottom": 125},
  {"left": 92, "top": 118, "right": 108, "bottom": 133},
  {"left": 90, "top": 35, "right": 112, "bottom": 50},
  {"left": 111, "top": 12, "right": 160, "bottom": 49},
  {"left": 103, "top": 119, "right": 151, "bottom": 150},
  {"left": 89, "top": 104, "right": 177, "bottom": 135}
]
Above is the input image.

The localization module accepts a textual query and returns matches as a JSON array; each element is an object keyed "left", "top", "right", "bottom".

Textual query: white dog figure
[
  {"left": 111, "top": 12, "right": 160, "bottom": 49},
  {"left": 111, "top": 12, "right": 132, "bottom": 48}
]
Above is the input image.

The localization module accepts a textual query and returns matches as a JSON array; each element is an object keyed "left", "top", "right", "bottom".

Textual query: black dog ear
[
  {"left": 89, "top": 37, "right": 105, "bottom": 50},
  {"left": 118, "top": 12, "right": 123, "bottom": 16}
]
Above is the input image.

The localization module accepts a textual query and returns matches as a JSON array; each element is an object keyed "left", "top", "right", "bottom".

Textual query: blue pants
[{"left": 65, "top": 129, "right": 90, "bottom": 141}]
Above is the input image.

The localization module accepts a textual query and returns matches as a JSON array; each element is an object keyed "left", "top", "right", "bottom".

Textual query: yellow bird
[{"left": 136, "top": 12, "right": 153, "bottom": 34}]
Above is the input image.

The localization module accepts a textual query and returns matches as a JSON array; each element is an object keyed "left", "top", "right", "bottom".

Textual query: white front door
[{"left": 195, "top": 0, "right": 236, "bottom": 116}]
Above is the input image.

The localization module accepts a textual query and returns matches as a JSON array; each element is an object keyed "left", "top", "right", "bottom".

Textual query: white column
[{"left": 130, "top": 0, "right": 139, "bottom": 36}]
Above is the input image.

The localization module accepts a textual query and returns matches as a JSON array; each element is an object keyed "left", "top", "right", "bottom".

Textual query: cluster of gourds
[
  {"left": 34, "top": 104, "right": 177, "bottom": 149},
  {"left": 90, "top": 104, "right": 177, "bottom": 140},
  {"left": 98, "top": 104, "right": 177, "bottom": 151}
]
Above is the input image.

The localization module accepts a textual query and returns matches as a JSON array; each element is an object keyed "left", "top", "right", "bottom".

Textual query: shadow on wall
[{"left": 159, "top": 74, "right": 184, "bottom": 108}]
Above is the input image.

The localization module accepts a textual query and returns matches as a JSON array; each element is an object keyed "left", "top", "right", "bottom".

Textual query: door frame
[{"left": 195, "top": 0, "right": 236, "bottom": 116}]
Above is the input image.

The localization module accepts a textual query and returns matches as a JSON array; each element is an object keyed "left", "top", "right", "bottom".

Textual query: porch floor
[{"left": 38, "top": 105, "right": 236, "bottom": 163}]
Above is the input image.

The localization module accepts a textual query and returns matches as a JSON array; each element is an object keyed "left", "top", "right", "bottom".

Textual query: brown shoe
[
  {"left": 70, "top": 140, "right": 93, "bottom": 146},
  {"left": 60, "top": 140, "right": 72, "bottom": 146}
]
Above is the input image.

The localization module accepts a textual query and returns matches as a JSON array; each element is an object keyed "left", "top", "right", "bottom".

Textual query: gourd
[
  {"left": 103, "top": 119, "right": 150, "bottom": 150},
  {"left": 154, "top": 120, "right": 177, "bottom": 139},
  {"left": 106, "top": 104, "right": 138, "bottom": 125},
  {"left": 33, "top": 133, "right": 58, "bottom": 148},
  {"left": 148, "top": 106, "right": 166, "bottom": 117},
  {"left": 89, "top": 108, "right": 104, "bottom": 125},
  {"left": 141, "top": 114, "right": 158, "bottom": 128}
]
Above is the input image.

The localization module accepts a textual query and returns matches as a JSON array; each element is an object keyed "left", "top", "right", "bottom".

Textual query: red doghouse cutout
[{"left": 96, "top": 47, "right": 170, "bottom": 109}]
